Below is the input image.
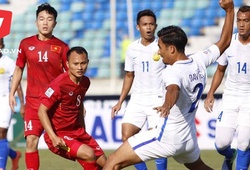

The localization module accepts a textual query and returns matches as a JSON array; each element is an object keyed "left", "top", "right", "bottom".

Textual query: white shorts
[
  {"left": 122, "top": 95, "right": 163, "bottom": 129},
  {"left": 0, "top": 95, "right": 12, "bottom": 128},
  {"left": 216, "top": 93, "right": 250, "bottom": 129},
  {"left": 128, "top": 129, "right": 200, "bottom": 164}
]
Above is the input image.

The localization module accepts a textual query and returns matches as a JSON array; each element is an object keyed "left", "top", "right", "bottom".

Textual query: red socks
[
  {"left": 25, "top": 151, "right": 39, "bottom": 170},
  {"left": 77, "top": 159, "right": 98, "bottom": 170}
]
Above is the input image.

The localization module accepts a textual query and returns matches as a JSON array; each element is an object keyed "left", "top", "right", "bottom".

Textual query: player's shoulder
[
  {"left": 81, "top": 75, "right": 90, "bottom": 86},
  {"left": 51, "top": 36, "right": 68, "bottom": 47},
  {"left": 51, "top": 72, "right": 68, "bottom": 84},
  {"left": 20, "top": 35, "right": 36, "bottom": 44}
]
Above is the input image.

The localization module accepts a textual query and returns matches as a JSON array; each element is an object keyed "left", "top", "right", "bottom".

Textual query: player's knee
[
  {"left": 80, "top": 149, "right": 96, "bottom": 161},
  {"left": 237, "top": 140, "right": 249, "bottom": 151},
  {"left": 0, "top": 128, "right": 7, "bottom": 139},
  {"left": 26, "top": 135, "right": 39, "bottom": 150},
  {"left": 215, "top": 139, "right": 231, "bottom": 150}
]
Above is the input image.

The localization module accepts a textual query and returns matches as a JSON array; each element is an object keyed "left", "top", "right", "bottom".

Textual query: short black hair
[
  {"left": 66, "top": 46, "right": 88, "bottom": 60},
  {"left": 136, "top": 9, "right": 156, "bottom": 25},
  {"left": 238, "top": 5, "right": 250, "bottom": 13},
  {"left": 36, "top": 3, "right": 58, "bottom": 20},
  {"left": 157, "top": 25, "right": 187, "bottom": 53}
]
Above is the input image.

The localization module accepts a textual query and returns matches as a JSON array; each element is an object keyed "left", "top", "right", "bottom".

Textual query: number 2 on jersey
[
  {"left": 38, "top": 51, "right": 48, "bottom": 62},
  {"left": 188, "top": 83, "right": 204, "bottom": 113}
]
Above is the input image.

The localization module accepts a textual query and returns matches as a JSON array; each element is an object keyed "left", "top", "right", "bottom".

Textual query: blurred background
[
  {"left": 1, "top": 0, "right": 248, "bottom": 94},
  {"left": 0, "top": 0, "right": 247, "bottom": 153}
]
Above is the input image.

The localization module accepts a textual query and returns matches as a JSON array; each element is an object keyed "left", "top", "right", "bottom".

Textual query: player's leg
[
  {"left": 25, "top": 135, "right": 40, "bottom": 170},
  {"left": 215, "top": 126, "right": 236, "bottom": 170},
  {"left": 236, "top": 110, "right": 250, "bottom": 170},
  {"left": 9, "top": 148, "right": 22, "bottom": 170},
  {"left": 76, "top": 144, "right": 99, "bottom": 170},
  {"left": 184, "top": 156, "right": 213, "bottom": 170},
  {"left": 147, "top": 102, "right": 168, "bottom": 170},
  {"left": 103, "top": 140, "right": 143, "bottom": 170},
  {"left": 0, "top": 96, "right": 13, "bottom": 169},
  {"left": 24, "top": 108, "right": 44, "bottom": 170},
  {"left": 175, "top": 138, "right": 212, "bottom": 170},
  {"left": 215, "top": 97, "right": 238, "bottom": 170},
  {"left": 0, "top": 128, "right": 9, "bottom": 170},
  {"left": 121, "top": 102, "right": 147, "bottom": 170}
]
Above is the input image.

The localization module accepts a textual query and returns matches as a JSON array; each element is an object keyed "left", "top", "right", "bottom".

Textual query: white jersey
[
  {"left": 217, "top": 33, "right": 250, "bottom": 94},
  {"left": 0, "top": 55, "right": 15, "bottom": 128},
  {"left": 0, "top": 55, "right": 15, "bottom": 96},
  {"left": 125, "top": 38, "right": 166, "bottom": 98},
  {"left": 157, "top": 45, "right": 220, "bottom": 144}
]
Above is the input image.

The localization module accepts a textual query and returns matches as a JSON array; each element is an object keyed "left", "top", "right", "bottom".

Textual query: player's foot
[
  {"left": 222, "top": 149, "right": 237, "bottom": 170},
  {"left": 11, "top": 151, "right": 22, "bottom": 170}
]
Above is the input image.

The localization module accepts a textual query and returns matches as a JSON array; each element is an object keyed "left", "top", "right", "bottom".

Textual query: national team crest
[{"left": 50, "top": 45, "right": 61, "bottom": 54}]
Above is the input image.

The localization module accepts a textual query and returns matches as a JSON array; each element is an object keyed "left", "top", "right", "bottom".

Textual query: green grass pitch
[{"left": 6, "top": 147, "right": 238, "bottom": 170}]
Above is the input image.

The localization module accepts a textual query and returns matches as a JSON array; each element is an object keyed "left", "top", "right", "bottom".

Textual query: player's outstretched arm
[
  {"left": 204, "top": 64, "right": 227, "bottom": 112},
  {"left": 215, "top": 0, "right": 235, "bottom": 55}
]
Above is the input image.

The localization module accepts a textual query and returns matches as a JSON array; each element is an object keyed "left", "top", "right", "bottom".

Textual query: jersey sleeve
[
  {"left": 124, "top": 45, "right": 134, "bottom": 72},
  {"left": 16, "top": 40, "right": 27, "bottom": 68},
  {"left": 216, "top": 51, "right": 228, "bottom": 66},
  {"left": 40, "top": 83, "right": 61, "bottom": 110},
  {"left": 193, "top": 44, "right": 220, "bottom": 68},
  {"left": 162, "top": 67, "right": 182, "bottom": 88}
]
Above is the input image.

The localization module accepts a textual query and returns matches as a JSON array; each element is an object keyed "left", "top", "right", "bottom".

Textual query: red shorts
[
  {"left": 44, "top": 128, "right": 104, "bottom": 161},
  {"left": 24, "top": 107, "right": 44, "bottom": 137}
]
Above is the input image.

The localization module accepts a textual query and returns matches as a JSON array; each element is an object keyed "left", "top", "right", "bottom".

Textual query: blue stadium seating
[{"left": 6, "top": 0, "right": 244, "bottom": 78}]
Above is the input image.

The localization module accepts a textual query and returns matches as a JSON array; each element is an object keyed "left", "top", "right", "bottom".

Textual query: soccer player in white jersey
[
  {"left": 204, "top": 5, "right": 250, "bottom": 170},
  {"left": 103, "top": 0, "right": 235, "bottom": 169},
  {"left": 111, "top": 9, "right": 167, "bottom": 170},
  {"left": 0, "top": 38, "right": 24, "bottom": 170}
]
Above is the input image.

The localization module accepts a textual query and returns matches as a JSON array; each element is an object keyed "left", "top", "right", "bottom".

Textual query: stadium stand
[{"left": 0, "top": 0, "right": 244, "bottom": 78}]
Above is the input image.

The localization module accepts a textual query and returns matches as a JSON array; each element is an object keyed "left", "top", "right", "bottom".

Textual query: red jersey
[
  {"left": 16, "top": 35, "right": 69, "bottom": 109},
  {"left": 40, "top": 72, "right": 90, "bottom": 132}
]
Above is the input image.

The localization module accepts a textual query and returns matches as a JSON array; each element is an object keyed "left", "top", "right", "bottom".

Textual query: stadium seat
[
  {"left": 71, "top": 20, "right": 84, "bottom": 31},
  {"left": 94, "top": 11, "right": 105, "bottom": 22},
  {"left": 85, "top": 67, "right": 98, "bottom": 78},
  {"left": 183, "top": 9, "right": 194, "bottom": 18},
  {"left": 70, "top": 1, "right": 85, "bottom": 12},
  {"left": 174, "top": 0, "right": 186, "bottom": 10},
  {"left": 234, "top": 0, "right": 243, "bottom": 7},
  {"left": 60, "top": 1, "right": 71, "bottom": 11},
  {"left": 72, "top": 12, "right": 83, "bottom": 21},
  {"left": 203, "top": 18, "right": 215, "bottom": 27},
  {"left": 84, "top": 3, "right": 95, "bottom": 13},
  {"left": 205, "top": 8, "right": 217, "bottom": 19},
  {"left": 151, "top": 1, "right": 163, "bottom": 12},
  {"left": 69, "top": 38, "right": 84, "bottom": 47},
  {"left": 163, "top": 1, "right": 174, "bottom": 9},
  {"left": 116, "top": 11, "right": 127, "bottom": 21},
  {"left": 194, "top": 9, "right": 205, "bottom": 19}
]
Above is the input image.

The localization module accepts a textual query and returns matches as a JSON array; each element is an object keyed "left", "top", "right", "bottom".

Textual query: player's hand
[
  {"left": 9, "top": 95, "right": 16, "bottom": 112},
  {"left": 51, "top": 136, "right": 67, "bottom": 150},
  {"left": 153, "top": 106, "right": 170, "bottom": 118},
  {"left": 111, "top": 103, "right": 121, "bottom": 119},
  {"left": 19, "top": 104, "right": 25, "bottom": 118},
  {"left": 204, "top": 94, "right": 214, "bottom": 113},
  {"left": 219, "top": 0, "right": 234, "bottom": 12}
]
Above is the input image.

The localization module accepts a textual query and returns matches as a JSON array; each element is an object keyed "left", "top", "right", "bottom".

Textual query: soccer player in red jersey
[
  {"left": 9, "top": 3, "right": 69, "bottom": 170},
  {"left": 38, "top": 46, "right": 107, "bottom": 169}
]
